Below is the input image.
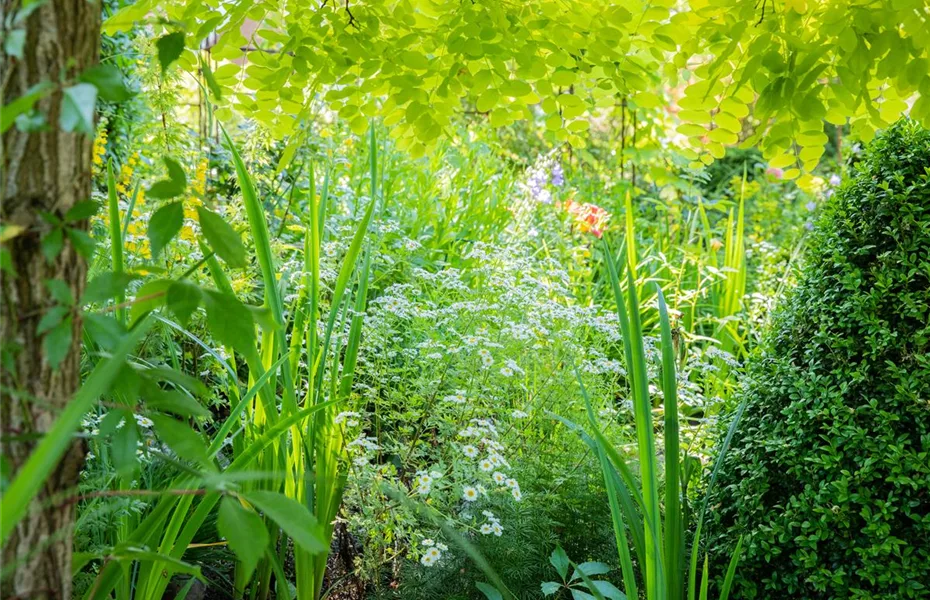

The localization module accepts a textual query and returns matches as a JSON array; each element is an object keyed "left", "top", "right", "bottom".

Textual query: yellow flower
[
  {"left": 192, "top": 159, "right": 208, "bottom": 196},
  {"left": 92, "top": 128, "right": 108, "bottom": 168},
  {"left": 180, "top": 224, "right": 196, "bottom": 242}
]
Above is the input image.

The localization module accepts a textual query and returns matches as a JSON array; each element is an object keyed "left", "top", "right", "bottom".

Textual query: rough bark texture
[{"left": 1, "top": 0, "right": 100, "bottom": 597}]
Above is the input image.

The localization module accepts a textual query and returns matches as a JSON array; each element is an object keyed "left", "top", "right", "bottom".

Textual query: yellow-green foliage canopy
[{"left": 108, "top": 0, "right": 930, "bottom": 172}]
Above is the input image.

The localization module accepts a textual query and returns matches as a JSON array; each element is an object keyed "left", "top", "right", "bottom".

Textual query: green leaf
[
  {"left": 196, "top": 206, "right": 246, "bottom": 268},
  {"left": 83, "top": 313, "right": 126, "bottom": 351},
  {"left": 571, "top": 562, "right": 611, "bottom": 581},
  {"left": 65, "top": 228, "right": 96, "bottom": 259},
  {"left": 0, "top": 82, "right": 53, "bottom": 134},
  {"left": 151, "top": 414, "right": 210, "bottom": 467},
  {"left": 476, "top": 582, "right": 504, "bottom": 600},
  {"left": 143, "top": 388, "right": 210, "bottom": 419},
  {"left": 585, "top": 580, "right": 625, "bottom": 600},
  {"left": 112, "top": 416, "right": 140, "bottom": 477},
  {"left": 129, "top": 279, "right": 171, "bottom": 324},
  {"left": 200, "top": 56, "right": 223, "bottom": 100},
  {"left": 242, "top": 491, "right": 326, "bottom": 553},
  {"left": 65, "top": 200, "right": 99, "bottom": 223},
  {"left": 148, "top": 201, "right": 184, "bottom": 257},
  {"left": 79, "top": 65, "right": 134, "bottom": 103},
  {"left": 218, "top": 497, "right": 268, "bottom": 582},
  {"left": 83, "top": 271, "right": 136, "bottom": 305},
  {"left": 203, "top": 290, "right": 255, "bottom": 352},
  {"left": 550, "top": 546, "right": 569, "bottom": 580},
  {"left": 36, "top": 305, "right": 68, "bottom": 336},
  {"left": 156, "top": 32, "right": 185, "bottom": 75},
  {"left": 542, "top": 582, "right": 562, "bottom": 596},
  {"left": 166, "top": 280, "right": 201, "bottom": 326},
  {"left": 477, "top": 89, "right": 499, "bottom": 112},
  {"left": 59, "top": 83, "right": 97, "bottom": 135},
  {"left": 40, "top": 228, "right": 63, "bottom": 263},
  {"left": 43, "top": 316, "right": 72, "bottom": 370},
  {"left": 3, "top": 29, "right": 25, "bottom": 58},
  {"left": 147, "top": 157, "right": 187, "bottom": 199},
  {"left": 45, "top": 279, "right": 74, "bottom": 306}
]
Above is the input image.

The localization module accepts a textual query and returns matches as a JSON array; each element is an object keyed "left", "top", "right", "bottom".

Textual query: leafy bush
[{"left": 704, "top": 120, "right": 930, "bottom": 599}]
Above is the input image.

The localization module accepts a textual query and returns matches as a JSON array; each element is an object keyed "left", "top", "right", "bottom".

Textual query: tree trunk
[{"left": 1, "top": 0, "right": 100, "bottom": 597}]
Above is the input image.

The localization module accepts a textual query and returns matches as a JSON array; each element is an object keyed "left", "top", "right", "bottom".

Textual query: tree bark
[{"left": 1, "top": 0, "right": 100, "bottom": 597}]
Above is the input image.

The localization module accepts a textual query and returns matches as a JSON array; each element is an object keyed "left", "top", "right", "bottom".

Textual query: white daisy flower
[
  {"left": 421, "top": 539, "right": 435, "bottom": 547},
  {"left": 506, "top": 478, "right": 519, "bottom": 489},
  {"left": 480, "top": 524, "right": 493, "bottom": 535},
  {"left": 491, "top": 523, "right": 503, "bottom": 536},
  {"left": 463, "top": 445, "right": 479, "bottom": 458},
  {"left": 500, "top": 367, "right": 514, "bottom": 377},
  {"left": 511, "top": 488, "right": 523, "bottom": 501},
  {"left": 462, "top": 486, "right": 479, "bottom": 502},
  {"left": 493, "top": 471, "right": 507, "bottom": 485},
  {"left": 479, "top": 458, "right": 494, "bottom": 471}
]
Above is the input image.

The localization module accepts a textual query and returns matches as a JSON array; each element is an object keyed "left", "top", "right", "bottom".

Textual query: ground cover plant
[{"left": 1, "top": 1, "right": 928, "bottom": 600}]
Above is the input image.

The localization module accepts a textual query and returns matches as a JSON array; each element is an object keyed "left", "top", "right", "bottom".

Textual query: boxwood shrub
[{"left": 704, "top": 119, "right": 930, "bottom": 599}]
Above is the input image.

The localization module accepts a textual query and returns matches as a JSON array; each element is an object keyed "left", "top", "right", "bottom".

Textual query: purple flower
[
  {"left": 806, "top": 201, "right": 817, "bottom": 212},
  {"left": 551, "top": 162, "right": 564, "bottom": 187},
  {"left": 804, "top": 221, "right": 814, "bottom": 231},
  {"left": 828, "top": 174, "right": 841, "bottom": 187}
]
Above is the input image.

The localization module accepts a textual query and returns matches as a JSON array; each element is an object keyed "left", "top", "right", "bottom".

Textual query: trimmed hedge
[{"left": 705, "top": 120, "right": 930, "bottom": 599}]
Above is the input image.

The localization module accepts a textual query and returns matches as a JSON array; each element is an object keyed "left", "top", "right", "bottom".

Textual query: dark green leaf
[
  {"left": 242, "top": 491, "right": 326, "bottom": 553},
  {"left": 144, "top": 388, "right": 210, "bottom": 419},
  {"left": 144, "top": 366, "right": 209, "bottom": 398},
  {"left": 43, "top": 316, "right": 72, "bottom": 370},
  {"left": 83, "top": 313, "right": 126, "bottom": 351},
  {"left": 83, "top": 271, "right": 136, "bottom": 305},
  {"left": 129, "top": 279, "right": 171, "bottom": 324},
  {"left": 203, "top": 290, "right": 255, "bottom": 352},
  {"left": 166, "top": 280, "right": 201, "bottom": 326},
  {"left": 148, "top": 201, "right": 184, "bottom": 257},
  {"left": 59, "top": 83, "right": 97, "bottom": 135},
  {"left": 41, "top": 228, "right": 63, "bottom": 263},
  {"left": 218, "top": 497, "right": 268, "bottom": 582},
  {"left": 65, "top": 228, "right": 96, "bottom": 259},
  {"left": 156, "top": 32, "right": 186, "bottom": 74},
  {"left": 147, "top": 157, "right": 187, "bottom": 199},
  {"left": 36, "top": 306, "right": 68, "bottom": 336},
  {"left": 79, "top": 65, "right": 134, "bottom": 103},
  {"left": 45, "top": 279, "right": 74, "bottom": 306},
  {"left": 196, "top": 206, "right": 246, "bottom": 268},
  {"left": 65, "top": 200, "right": 100, "bottom": 223},
  {"left": 151, "top": 414, "right": 210, "bottom": 467}
]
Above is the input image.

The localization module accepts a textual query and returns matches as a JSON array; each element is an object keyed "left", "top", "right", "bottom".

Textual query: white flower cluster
[
  {"left": 479, "top": 510, "right": 504, "bottom": 536},
  {"left": 419, "top": 538, "right": 448, "bottom": 567}
]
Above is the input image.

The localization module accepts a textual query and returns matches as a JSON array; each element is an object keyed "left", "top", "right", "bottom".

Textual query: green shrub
[{"left": 704, "top": 120, "right": 930, "bottom": 599}]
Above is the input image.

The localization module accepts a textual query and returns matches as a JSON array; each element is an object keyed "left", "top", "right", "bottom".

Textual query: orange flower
[{"left": 565, "top": 200, "right": 610, "bottom": 238}]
